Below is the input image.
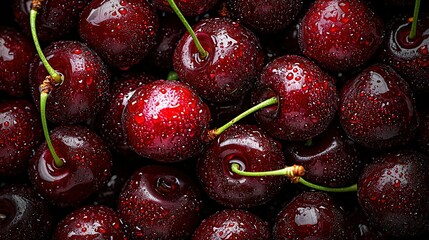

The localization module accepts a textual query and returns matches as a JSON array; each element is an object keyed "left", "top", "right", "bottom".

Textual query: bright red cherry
[{"left": 122, "top": 80, "right": 211, "bottom": 162}]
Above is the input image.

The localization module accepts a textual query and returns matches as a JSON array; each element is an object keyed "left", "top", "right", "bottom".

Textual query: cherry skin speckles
[
  {"left": 79, "top": 0, "right": 159, "bottom": 69},
  {"left": 252, "top": 55, "right": 338, "bottom": 141},
  {"left": 192, "top": 209, "right": 271, "bottom": 240},
  {"left": 174, "top": 17, "right": 264, "bottom": 103},
  {"left": 29, "top": 41, "right": 110, "bottom": 124},
  {"left": 357, "top": 150, "right": 429, "bottom": 238},
  {"left": 339, "top": 64, "right": 418, "bottom": 149},
  {"left": 298, "top": 0, "right": 384, "bottom": 72},
  {"left": 152, "top": 0, "right": 220, "bottom": 16},
  {"left": 0, "top": 27, "right": 35, "bottom": 97},
  {"left": 0, "top": 99, "right": 42, "bottom": 177},
  {"left": 197, "top": 124, "right": 287, "bottom": 208},
  {"left": 28, "top": 125, "right": 112, "bottom": 207},
  {"left": 52, "top": 205, "right": 127, "bottom": 240},
  {"left": 118, "top": 165, "right": 203, "bottom": 240},
  {"left": 122, "top": 80, "right": 211, "bottom": 162}
]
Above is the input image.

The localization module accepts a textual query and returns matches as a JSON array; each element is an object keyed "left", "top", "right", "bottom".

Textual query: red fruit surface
[{"left": 153, "top": 0, "right": 219, "bottom": 16}]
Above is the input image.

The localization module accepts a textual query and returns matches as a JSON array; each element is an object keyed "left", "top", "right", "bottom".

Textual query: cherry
[
  {"left": 0, "top": 184, "right": 53, "bottom": 240},
  {"left": 0, "top": 99, "right": 42, "bottom": 177},
  {"left": 79, "top": 0, "right": 159, "bottom": 69},
  {"left": 252, "top": 55, "right": 338, "bottom": 141},
  {"left": 298, "top": 0, "right": 384, "bottom": 71},
  {"left": 13, "top": 0, "right": 90, "bottom": 42},
  {"left": 0, "top": 27, "right": 35, "bottom": 97},
  {"left": 192, "top": 209, "right": 270, "bottom": 240},
  {"left": 379, "top": 15, "right": 429, "bottom": 93},
  {"left": 118, "top": 165, "right": 203, "bottom": 239},
  {"left": 357, "top": 150, "right": 429, "bottom": 238},
  {"left": 28, "top": 125, "right": 112, "bottom": 207},
  {"left": 52, "top": 205, "right": 127, "bottom": 239},
  {"left": 339, "top": 64, "right": 418, "bottom": 149},
  {"left": 284, "top": 121, "right": 362, "bottom": 188},
  {"left": 29, "top": 40, "right": 110, "bottom": 124},
  {"left": 122, "top": 79, "right": 211, "bottom": 162},
  {"left": 153, "top": 0, "right": 220, "bottom": 16},
  {"left": 173, "top": 17, "right": 264, "bottom": 102},
  {"left": 273, "top": 191, "right": 348, "bottom": 239},
  {"left": 197, "top": 124, "right": 288, "bottom": 208},
  {"left": 226, "top": 0, "right": 303, "bottom": 33}
]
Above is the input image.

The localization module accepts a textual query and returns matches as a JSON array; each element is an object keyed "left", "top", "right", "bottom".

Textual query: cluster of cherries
[{"left": 1, "top": 0, "right": 429, "bottom": 239}]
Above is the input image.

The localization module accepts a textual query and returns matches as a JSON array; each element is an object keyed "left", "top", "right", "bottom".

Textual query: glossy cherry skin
[
  {"left": 357, "top": 150, "right": 429, "bottom": 238},
  {"left": 122, "top": 80, "right": 211, "bottom": 162},
  {"left": 94, "top": 71, "right": 154, "bottom": 156},
  {"left": 0, "top": 27, "right": 35, "bottom": 97},
  {"left": 28, "top": 125, "right": 112, "bottom": 207},
  {"left": 13, "top": 0, "right": 90, "bottom": 42},
  {"left": 192, "top": 209, "right": 270, "bottom": 240},
  {"left": 29, "top": 40, "right": 110, "bottom": 124},
  {"left": 52, "top": 205, "right": 127, "bottom": 239},
  {"left": 0, "top": 99, "right": 42, "bottom": 177},
  {"left": 0, "top": 185, "right": 53, "bottom": 240},
  {"left": 226, "top": 0, "right": 303, "bottom": 33},
  {"left": 152, "top": 0, "right": 219, "bottom": 16},
  {"left": 284, "top": 122, "right": 362, "bottom": 188},
  {"left": 339, "top": 64, "right": 418, "bottom": 149},
  {"left": 252, "top": 55, "right": 338, "bottom": 141},
  {"left": 298, "top": 0, "right": 384, "bottom": 71},
  {"left": 174, "top": 17, "right": 264, "bottom": 102},
  {"left": 118, "top": 165, "right": 203, "bottom": 240},
  {"left": 79, "top": 0, "right": 158, "bottom": 69},
  {"left": 273, "top": 191, "right": 348, "bottom": 239},
  {"left": 197, "top": 124, "right": 287, "bottom": 208},
  {"left": 379, "top": 15, "right": 429, "bottom": 93}
]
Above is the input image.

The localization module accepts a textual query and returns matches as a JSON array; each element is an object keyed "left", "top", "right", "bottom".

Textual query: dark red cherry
[
  {"left": 94, "top": 72, "right": 154, "bottom": 156},
  {"left": 52, "top": 205, "right": 127, "bottom": 240},
  {"left": 252, "top": 55, "right": 338, "bottom": 141},
  {"left": 79, "top": 0, "right": 159, "bottom": 69},
  {"left": 226, "top": 0, "right": 303, "bottom": 33},
  {"left": 0, "top": 184, "right": 53, "bottom": 240},
  {"left": 174, "top": 17, "right": 264, "bottom": 102},
  {"left": 29, "top": 40, "right": 110, "bottom": 124},
  {"left": 152, "top": 0, "right": 220, "bottom": 16},
  {"left": 0, "top": 99, "right": 42, "bottom": 177},
  {"left": 339, "top": 64, "right": 418, "bottom": 149},
  {"left": 122, "top": 80, "right": 211, "bottom": 162},
  {"left": 118, "top": 165, "right": 203, "bottom": 239},
  {"left": 284, "top": 122, "right": 362, "bottom": 188},
  {"left": 273, "top": 191, "right": 348, "bottom": 239},
  {"left": 298, "top": 0, "right": 384, "bottom": 71},
  {"left": 197, "top": 124, "right": 287, "bottom": 208},
  {"left": 0, "top": 27, "right": 35, "bottom": 97},
  {"left": 28, "top": 125, "right": 112, "bottom": 207},
  {"left": 13, "top": 0, "right": 90, "bottom": 42},
  {"left": 357, "top": 150, "right": 429, "bottom": 238},
  {"left": 192, "top": 209, "right": 270, "bottom": 240},
  {"left": 379, "top": 15, "right": 429, "bottom": 93}
]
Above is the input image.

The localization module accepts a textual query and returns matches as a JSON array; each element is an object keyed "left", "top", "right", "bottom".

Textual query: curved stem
[
  {"left": 167, "top": 71, "right": 179, "bottom": 81},
  {"left": 40, "top": 92, "right": 64, "bottom": 168},
  {"left": 298, "top": 178, "right": 357, "bottom": 193},
  {"left": 166, "top": 0, "right": 208, "bottom": 59},
  {"left": 30, "top": 9, "right": 62, "bottom": 84},
  {"left": 231, "top": 163, "right": 305, "bottom": 178},
  {"left": 409, "top": 0, "right": 421, "bottom": 40}
]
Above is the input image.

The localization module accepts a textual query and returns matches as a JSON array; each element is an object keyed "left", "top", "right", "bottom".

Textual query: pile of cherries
[{"left": 1, "top": 0, "right": 429, "bottom": 239}]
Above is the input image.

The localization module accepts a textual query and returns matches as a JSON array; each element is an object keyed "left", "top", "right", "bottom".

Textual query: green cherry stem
[
  {"left": 167, "top": 71, "right": 179, "bottom": 81},
  {"left": 409, "top": 0, "right": 421, "bottom": 40},
  {"left": 167, "top": 0, "right": 208, "bottom": 59},
  {"left": 207, "top": 97, "right": 278, "bottom": 140},
  {"left": 298, "top": 178, "right": 357, "bottom": 193},
  {"left": 30, "top": 3, "right": 62, "bottom": 84}
]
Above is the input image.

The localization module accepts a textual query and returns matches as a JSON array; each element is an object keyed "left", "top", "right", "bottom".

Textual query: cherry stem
[
  {"left": 40, "top": 90, "right": 64, "bottom": 168},
  {"left": 166, "top": 0, "right": 208, "bottom": 59},
  {"left": 30, "top": 7, "right": 62, "bottom": 84},
  {"left": 298, "top": 178, "right": 357, "bottom": 193},
  {"left": 208, "top": 97, "right": 278, "bottom": 139},
  {"left": 409, "top": 0, "right": 421, "bottom": 40},
  {"left": 231, "top": 163, "right": 305, "bottom": 179},
  {"left": 167, "top": 71, "right": 179, "bottom": 81}
]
